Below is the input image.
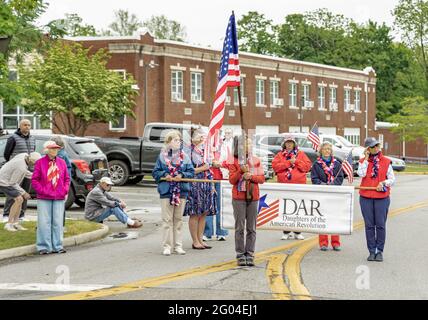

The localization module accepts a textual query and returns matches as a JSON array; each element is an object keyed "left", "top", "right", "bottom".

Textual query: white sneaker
[
  {"left": 13, "top": 224, "right": 28, "bottom": 231},
  {"left": 202, "top": 235, "right": 212, "bottom": 241},
  {"left": 294, "top": 233, "right": 305, "bottom": 240},
  {"left": 4, "top": 223, "right": 17, "bottom": 232},
  {"left": 217, "top": 236, "right": 226, "bottom": 241},
  {"left": 2, "top": 216, "right": 8, "bottom": 223},
  {"left": 162, "top": 248, "right": 171, "bottom": 256},
  {"left": 174, "top": 248, "right": 186, "bottom": 255},
  {"left": 281, "top": 234, "right": 289, "bottom": 240}
]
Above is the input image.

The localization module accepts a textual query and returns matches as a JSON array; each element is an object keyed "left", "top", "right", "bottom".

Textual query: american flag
[
  {"left": 307, "top": 124, "right": 320, "bottom": 151},
  {"left": 204, "top": 12, "right": 240, "bottom": 162},
  {"left": 256, "top": 195, "right": 280, "bottom": 228},
  {"left": 342, "top": 150, "right": 354, "bottom": 184}
]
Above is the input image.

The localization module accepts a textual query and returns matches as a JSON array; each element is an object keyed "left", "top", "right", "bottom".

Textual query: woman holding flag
[
  {"left": 311, "top": 141, "right": 344, "bottom": 251},
  {"left": 229, "top": 135, "right": 265, "bottom": 267},
  {"left": 183, "top": 128, "right": 217, "bottom": 250},
  {"left": 152, "top": 130, "right": 195, "bottom": 256},
  {"left": 272, "top": 136, "right": 312, "bottom": 240}
]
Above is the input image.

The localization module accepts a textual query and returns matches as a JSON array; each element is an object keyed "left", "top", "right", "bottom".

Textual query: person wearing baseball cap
[
  {"left": 84, "top": 176, "right": 142, "bottom": 229},
  {"left": 358, "top": 137, "right": 395, "bottom": 262},
  {"left": 32, "top": 141, "right": 71, "bottom": 255},
  {"left": 272, "top": 135, "right": 312, "bottom": 241}
]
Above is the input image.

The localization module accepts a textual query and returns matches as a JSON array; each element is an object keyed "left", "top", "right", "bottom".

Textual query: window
[
  {"left": 355, "top": 90, "right": 361, "bottom": 111},
  {"left": 289, "top": 83, "right": 297, "bottom": 107},
  {"left": 270, "top": 80, "right": 279, "bottom": 107},
  {"left": 344, "top": 88, "right": 351, "bottom": 111},
  {"left": 110, "top": 70, "right": 127, "bottom": 130},
  {"left": 171, "top": 71, "right": 183, "bottom": 101},
  {"left": 256, "top": 79, "right": 265, "bottom": 106},
  {"left": 318, "top": 86, "right": 326, "bottom": 110},
  {"left": 344, "top": 128, "right": 360, "bottom": 146},
  {"left": 233, "top": 77, "right": 245, "bottom": 105},
  {"left": 301, "top": 84, "right": 311, "bottom": 107},
  {"left": 329, "top": 87, "right": 337, "bottom": 111},
  {"left": 191, "top": 72, "right": 203, "bottom": 102}
]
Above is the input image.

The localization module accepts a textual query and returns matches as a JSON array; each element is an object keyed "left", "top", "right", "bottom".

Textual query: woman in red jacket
[
  {"left": 272, "top": 136, "right": 312, "bottom": 240},
  {"left": 229, "top": 135, "right": 265, "bottom": 267}
]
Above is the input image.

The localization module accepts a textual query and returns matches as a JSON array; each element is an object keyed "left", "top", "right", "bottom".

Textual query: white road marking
[{"left": 0, "top": 283, "right": 113, "bottom": 292}]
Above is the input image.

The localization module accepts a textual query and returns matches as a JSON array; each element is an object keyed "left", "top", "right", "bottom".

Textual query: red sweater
[
  {"left": 272, "top": 150, "right": 312, "bottom": 184},
  {"left": 229, "top": 156, "right": 265, "bottom": 201},
  {"left": 359, "top": 152, "right": 391, "bottom": 199}
]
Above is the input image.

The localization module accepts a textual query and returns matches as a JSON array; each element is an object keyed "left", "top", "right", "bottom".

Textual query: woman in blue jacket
[
  {"left": 152, "top": 130, "right": 195, "bottom": 256},
  {"left": 311, "top": 141, "right": 344, "bottom": 252}
]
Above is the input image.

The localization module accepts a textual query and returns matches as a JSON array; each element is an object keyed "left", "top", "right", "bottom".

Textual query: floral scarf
[
  {"left": 282, "top": 147, "right": 299, "bottom": 180},
  {"left": 163, "top": 149, "right": 184, "bottom": 206},
  {"left": 369, "top": 152, "right": 381, "bottom": 179},
  {"left": 317, "top": 156, "right": 336, "bottom": 184}
]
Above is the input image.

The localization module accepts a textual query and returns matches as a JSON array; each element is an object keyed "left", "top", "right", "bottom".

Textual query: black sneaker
[
  {"left": 53, "top": 249, "right": 67, "bottom": 254},
  {"left": 237, "top": 256, "right": 246, "bottom": 267},
  {"left": 367, "top": 253, "right": 376, "bottom": 261},
  {"left": 39, "top": 250, "right": 50, "bottom": 255},
  {"left": 246, "top": 256, "right": 255, "bottom": 267},
  {"left": 375, "top": 252, "right": 383, "bottom": 262}
]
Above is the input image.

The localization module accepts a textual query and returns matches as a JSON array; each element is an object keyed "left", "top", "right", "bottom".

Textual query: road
[{"left": 0, "top": 175, "right": 427, "bottom": 300}]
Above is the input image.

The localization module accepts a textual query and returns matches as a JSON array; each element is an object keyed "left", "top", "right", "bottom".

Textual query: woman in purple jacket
[{"left": 32, "top": 141, "right": 70, "bottom": 255}]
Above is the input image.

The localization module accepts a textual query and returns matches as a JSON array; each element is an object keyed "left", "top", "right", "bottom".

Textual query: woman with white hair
[
  {"left": 152, "top": 130, "right": 194, "bottom": 256},
  {"left": 310, "top": 141, "right": 344, "bottom": 251},
  {"left": 183, "top": 127, "right": 217, "bottom": 250},
  {"left": 32, "top": 141, "right": 70, "bottom": 255}
]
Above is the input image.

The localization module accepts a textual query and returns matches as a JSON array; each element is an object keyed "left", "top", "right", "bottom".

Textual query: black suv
[{"left": 0, "top": 134, "right": 109, "bottom": 209}]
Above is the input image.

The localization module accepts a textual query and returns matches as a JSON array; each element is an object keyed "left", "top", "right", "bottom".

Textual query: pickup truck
[{"left": 91, "top": 122, "right": 274, "bottom": 186}]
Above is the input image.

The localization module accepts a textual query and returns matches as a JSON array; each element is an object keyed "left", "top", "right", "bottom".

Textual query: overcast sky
[{"left": 37, "top": 0, "right": 400, "bottom": 49}]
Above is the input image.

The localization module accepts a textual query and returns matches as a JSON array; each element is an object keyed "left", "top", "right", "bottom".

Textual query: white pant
[{"left": 160, "top": 198, "right": 186, "bottom": 251}]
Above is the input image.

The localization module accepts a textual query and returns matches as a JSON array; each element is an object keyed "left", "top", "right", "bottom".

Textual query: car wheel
[
  {"left": 126, "top": 175, "right": 144, "bottom": 185},
  {"left": 74, "top": 197, "right": 86, "bottom": 208},
  {"left": 108, "top": 160, "right": 129, "bottom": 186},
  {"left": 65, "top": 188, "right": 75, "bottom": 210}
]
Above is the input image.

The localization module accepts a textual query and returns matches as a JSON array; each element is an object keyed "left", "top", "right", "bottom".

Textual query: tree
[
  {"left": 102, "top": 9, "right": 142, "bottom": 36},
  {"left": 390, "top": 96, "right": 428, "bottom": 142},
  {"left": 394, "top": 0, "right": 428, "bottom": 87},
  {"left": 46, "top": 13, "right": 97, "bottom": 37},
  {"left": 19, "top": 42, "right": 138, "bottom": 136},
  {"left": 0, "top": 0, "right": 47, "bottom": 106},
  {"left": 237, "top": 11, "right": 276, "bottom": 55},
  {"left": 142, "top": 15, "right": 186, "bottom": 41}
]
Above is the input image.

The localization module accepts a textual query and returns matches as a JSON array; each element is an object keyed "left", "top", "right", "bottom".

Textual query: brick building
[{"left": 62, "top": 33, "right": 378, "bottom": 145}]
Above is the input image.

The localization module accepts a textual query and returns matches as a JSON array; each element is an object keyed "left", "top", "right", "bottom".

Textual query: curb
[
  {"left": 0, "top": 224, "right": 109, "bottom": 262},
  {"left": 395, "top": 172, "right": 428, "bottom": 175}
]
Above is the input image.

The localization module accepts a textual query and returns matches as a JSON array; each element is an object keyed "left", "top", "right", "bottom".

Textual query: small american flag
[
  {"left": 342, "top": 150, "right": 354, "bottom": 184},
  {"left": 205, "top": 12, "right": 240, "bottom": 163},
  {"left": 257, "top": 199, "right": 280, "bottom": 228},
  {"left": 307, "top": 124, "right": 320, "bottom": 151}
]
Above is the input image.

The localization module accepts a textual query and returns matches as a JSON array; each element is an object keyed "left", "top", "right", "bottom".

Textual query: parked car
[
  {"left": 0, "top": 134, "right": 109, "bottom": 209},
  {"left": 90, "top": 122, "right": 274, "bottom": 185}
]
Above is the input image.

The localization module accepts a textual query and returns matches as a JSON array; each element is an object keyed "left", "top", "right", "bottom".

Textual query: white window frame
[
  {"left": 344, "top": 128, "right": 361, "bottom": 146},
  {"left": 344, "top": 88, "right": 351, "bottom": 111},
  {"left": 191, "top": 72, "right": 203, "bottom": 103},
  {"left": 233, "top": 77, "right": 246, "bottom": 106},
  {"left": 171, "top": 70, "right": 184, "bottom": 102},
  {"left": 301, "top": 84, "right": 311, "bottom": 108},
  {"left": 329, "top": 87, "right": 337, "bottom": 111},
  {"left": 256, "top": 79, "right": 265, "bottom": 107},
  {"left": 270, "top": 80, "right": 280, "bottom": 107},
  {"left": 354, "top": 90, "right": 361, "bottom": 112},
  {"left": 318, "top": 86, "right": 326, "bottom": 110},
  {"left": 289, "top": 82, "right": 297, "bottom": 108}
]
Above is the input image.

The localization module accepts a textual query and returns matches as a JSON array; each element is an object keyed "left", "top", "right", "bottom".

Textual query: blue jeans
[
  {"left": 36, "top": 200, "right": 65, "bottom": 252},
  {"left": 359, "top": 196, "right": 390, "bottom": 254},
  {"left": 204, "top": 183, "right": 229, "bottom": 238},
  {"left": 93, "top": 206, "right": 129, "bottom": 224}
]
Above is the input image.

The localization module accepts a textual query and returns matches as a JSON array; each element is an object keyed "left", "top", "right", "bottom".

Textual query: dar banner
[{"left": 220, "top": 182, "right": 354, "bottom": 235}]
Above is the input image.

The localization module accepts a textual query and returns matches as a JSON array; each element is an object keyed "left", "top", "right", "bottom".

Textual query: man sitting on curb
[
  {"left": 85, "top": 177, "right": 142, "bottom": 228},
  {"left": 0, "top": 152, "right": 42, "bottom": 231}
]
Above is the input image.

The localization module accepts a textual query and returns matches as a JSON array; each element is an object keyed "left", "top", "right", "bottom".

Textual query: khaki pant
[
  {"left": 232, "top": 200, "right": 258, "bottom": 258},
  {"left": 160, "top": 198, "right": 186, "bottom": 251}
]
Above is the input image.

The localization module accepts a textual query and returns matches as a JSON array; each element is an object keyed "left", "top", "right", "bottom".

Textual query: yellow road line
[
  {"left": 281, "top": 200, "right": 428, "bottom": 300},
  {"left": 266, "top": 254, "right": 290, "bottom": 300},
  {"left": 48, "top": 241, "right": 302, "bottom": 300}
]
